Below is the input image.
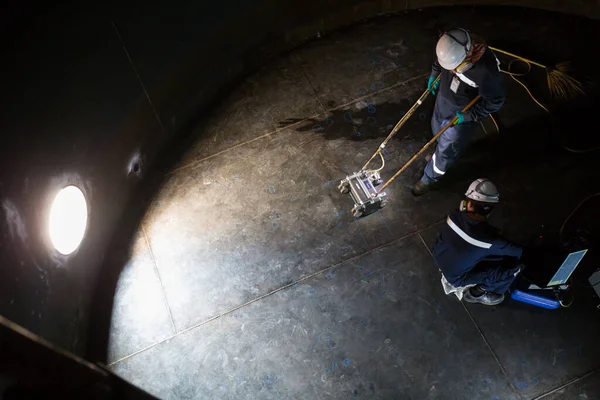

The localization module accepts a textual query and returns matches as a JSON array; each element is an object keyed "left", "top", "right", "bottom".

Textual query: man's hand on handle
[
  {"left": 454, "top": 111, "right": 466, "bottom": 125},
  {"left": 428, "top": 76, "right": 440, "bottom": 95}
]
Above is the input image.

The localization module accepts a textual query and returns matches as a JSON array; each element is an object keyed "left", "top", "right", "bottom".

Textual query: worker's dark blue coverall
[
  {"left": 432, "top": 210, "right": 523, "bottom": 294},
  {"left": 421, "top": 47, "right": 505, "bottom": 185}
]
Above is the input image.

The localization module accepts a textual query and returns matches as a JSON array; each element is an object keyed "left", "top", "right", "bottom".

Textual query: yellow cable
[
  {"left": 484, "top": 56, "right": 548, "bottom": 135},
  {"left": 560, "top": 296, "right": 573, "bottom": 308},
  {"left": 365, "top": 150, "right": 385, "bottom": 173},
  {"left": 489, "top": 114, "right": 499, "bottom": 134},
  {"left": 489, "top": 46, "right": 547, "bottom": 69},
  {"left": 499, "top": 60, "right": 597, "bottom": 152},
  {"left": 504, "top": 70, "right": 549, "bottom": 113},
  {"left": 499, "top": 59, "right": 549, "bottom": 113}
]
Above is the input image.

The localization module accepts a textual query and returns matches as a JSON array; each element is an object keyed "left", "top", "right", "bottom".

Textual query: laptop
[
  {"left": 523, "top": 249, "right": 588, "bottom": 290},
  {"left": 546, "top": 249, "right": 588, "bottom": 287}
]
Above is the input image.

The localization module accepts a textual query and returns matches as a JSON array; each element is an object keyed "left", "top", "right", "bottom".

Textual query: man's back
[{"left": 432, "top": 210, "right": 522, "bottom": 286}]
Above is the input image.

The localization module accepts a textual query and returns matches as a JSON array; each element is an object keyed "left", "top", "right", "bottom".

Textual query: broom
[{"left": 489, "top": 46, "right": 584, "bottom": 101}]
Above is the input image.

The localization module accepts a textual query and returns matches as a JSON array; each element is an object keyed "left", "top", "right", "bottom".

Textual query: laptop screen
[{"left": 547, "top": 249, "right": 588, "bottom": 286}]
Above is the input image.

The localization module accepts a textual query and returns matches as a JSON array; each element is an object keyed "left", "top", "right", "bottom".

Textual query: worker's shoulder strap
[
  {"left": 456, "top": 72, "right": 478, "bottom": 88},
  {"left": 456, "top": 51, "right": 501, "bottom": 88},
  {"left": 446, "top": 215, "right": 492, "bottom": 249}
]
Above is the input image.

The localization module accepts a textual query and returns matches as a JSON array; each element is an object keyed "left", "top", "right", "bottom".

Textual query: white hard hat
[
  {"left": 436, "top": 29, "right": 471, "bottom": 70},
  {"left": 465, "top": 179, "right": 499, "bottom": 204}
]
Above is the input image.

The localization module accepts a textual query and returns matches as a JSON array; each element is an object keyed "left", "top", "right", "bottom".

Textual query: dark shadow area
[
  {"left": 291, "top": 98, "right": 432, "bottom": 142},
  {"left": 439, "top": 90, "right": 600, "bottom": 303}
]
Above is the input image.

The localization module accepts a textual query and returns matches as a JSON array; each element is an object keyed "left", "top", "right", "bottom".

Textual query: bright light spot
[{"left": 49, "top": 185, "right": 87, "bottom": 255}]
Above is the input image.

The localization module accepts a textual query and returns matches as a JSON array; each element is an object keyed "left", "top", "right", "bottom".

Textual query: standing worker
[
  {"left": 433, "top": 179, "right": 523, "bottom": 305},
  {"left": 412, "top": 28, "right": 504, "bottom": 196}
]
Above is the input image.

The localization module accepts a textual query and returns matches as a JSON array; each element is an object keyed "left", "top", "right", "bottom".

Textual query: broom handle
[
  {"left": 488, "top": 46, "right": 547, "bottom": 69},
  {"left": 361, "top": 75, "right": 441, "bottom": 171},
  {"left": 377, "top": 95, "right": 481, "bottom": 193}
]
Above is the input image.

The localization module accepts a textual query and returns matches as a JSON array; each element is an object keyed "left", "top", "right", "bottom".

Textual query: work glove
[
  {"left": 427, "top": 76, "right": 440, "bottom": 95},
  {"left": 454, "top": 111, "right": 466, "bottom": 125}
]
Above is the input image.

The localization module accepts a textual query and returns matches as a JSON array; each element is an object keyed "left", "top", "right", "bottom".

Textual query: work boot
[
  {"left": 412, "top": 153, "right": 433, "bottom": 182},
  {"left": 463, "top": 289, "right": 504, "bottom": 306},
  {"left": 411, "top": 180, "right": 431, "bottom": 197}
]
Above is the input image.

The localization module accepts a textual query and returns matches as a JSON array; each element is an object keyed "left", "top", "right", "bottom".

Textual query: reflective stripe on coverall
[
  {"left": 422, "top": 95, "right": 477, "bottom": 184},
  {"left": 432, "top": 210, "right": 523, "bottom": 294}
]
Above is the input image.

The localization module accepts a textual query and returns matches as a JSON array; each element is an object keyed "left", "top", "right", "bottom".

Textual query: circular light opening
[{"left": 49, "top": 185, "right": 87, "bottom": 255}]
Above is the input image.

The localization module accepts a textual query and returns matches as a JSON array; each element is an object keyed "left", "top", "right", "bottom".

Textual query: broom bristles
[{"left": 547, "top": 62, "right": 585, "bottom": 99}]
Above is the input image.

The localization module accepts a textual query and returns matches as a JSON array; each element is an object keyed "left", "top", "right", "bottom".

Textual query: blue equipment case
[{"left": 510, "top": 289, "right": 560, "bottom": 310}]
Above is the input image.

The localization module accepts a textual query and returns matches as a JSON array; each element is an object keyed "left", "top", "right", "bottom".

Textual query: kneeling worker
[
  {"left": 433, "top": 179, "right": 522, "bottom": 305},
  {"left": 412, "top": 28, "right": 504, "bottom": 196}
]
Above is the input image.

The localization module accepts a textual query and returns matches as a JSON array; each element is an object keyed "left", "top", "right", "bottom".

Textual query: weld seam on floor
[
  {"left": 354, "top": 220, "right": 370, "bottom": 248},
  {"left": 108, "top": 219, "right": 440, "bottom": 367},
  {"left": 416, "top": 232, "right": 433, "bottom": 257},
  {"left": 531, "top": 368, "right": 600, "bottom": 400},
  {"left": 377, "top": 210, "right": 394, "bottom": 237},
  {"left": 142, "top": 225, "right": 177, "bottom": 334},
  {"left": 461, "top": 302, "right": 517, "bottom": 393},
  {"left": 417, "top": 232, "right": 518, "bottom": 394},
  {"left": 167, "top": 72, "right": 427, "bottom": 175},
  {"left": 300, "top": 66, "right": 328, "bottom": 114}
]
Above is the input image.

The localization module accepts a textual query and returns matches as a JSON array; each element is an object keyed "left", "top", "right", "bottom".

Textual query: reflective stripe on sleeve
[{"left": 446, "top": 216, "right": 492, "bottom": 249}]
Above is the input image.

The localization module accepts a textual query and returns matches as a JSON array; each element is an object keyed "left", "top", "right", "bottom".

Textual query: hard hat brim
[
  {"left": 438, "top": 57, "right": 463, "bottom": 71},
  {"left": 468, "top": 195, "right": 500, "bottom": 204}
]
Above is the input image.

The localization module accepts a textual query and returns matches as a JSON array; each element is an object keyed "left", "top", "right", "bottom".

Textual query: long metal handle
[
  {"left": 361, "top": 75, "right": 441, "bottom": 171},
  {"left": 377, "top": 95, "right": 481, "bottom": 193}
]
